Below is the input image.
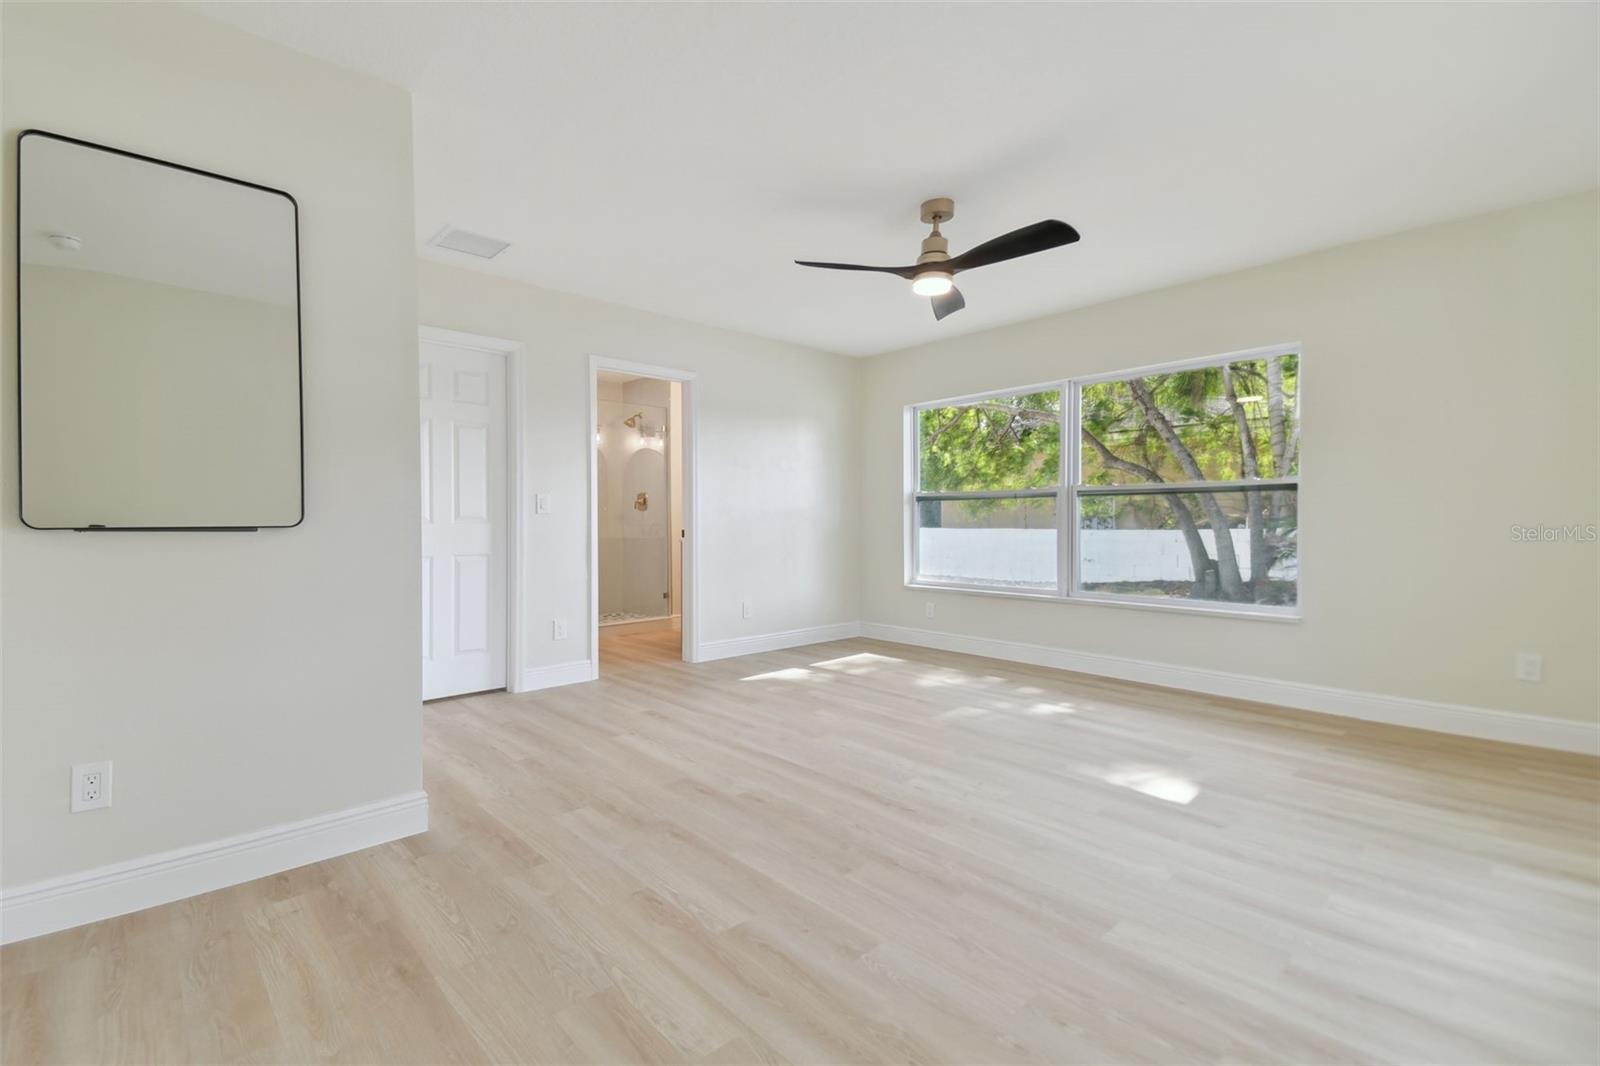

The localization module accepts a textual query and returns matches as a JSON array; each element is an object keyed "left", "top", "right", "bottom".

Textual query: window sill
[{"left": 905, "top": 581, "right": 1301, "bottom": 623}]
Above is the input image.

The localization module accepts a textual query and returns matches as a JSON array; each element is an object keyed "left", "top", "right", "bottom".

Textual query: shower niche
[{"left": 596, "top": 373, "right": 681, "bottom": 626}]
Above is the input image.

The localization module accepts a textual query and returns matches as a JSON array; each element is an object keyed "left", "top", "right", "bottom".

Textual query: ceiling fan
[{"left": 795, "top": 198, "right": 1080, "bottom": 320}]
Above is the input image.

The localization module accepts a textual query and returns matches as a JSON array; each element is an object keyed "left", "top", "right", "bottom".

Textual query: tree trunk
[
  {"left": 1127, "top": 379, "right": 1247, "bottom": 600},
  {"left": 1080, "top": 428, "right": 1214, "bottom": 596},
  {"left": 1224, "top": 367, "right": 1269, "bottom": 600},
  {"left": 1287, "top": 418, "right": 1301, "bottom": 477},
  {"left": 1265, "top": 356, "right": 1288, "bottom": 478}
]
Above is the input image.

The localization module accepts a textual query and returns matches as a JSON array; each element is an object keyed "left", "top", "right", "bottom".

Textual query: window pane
[
  {"left": 917, "top": 496, "right": 1057, "bottom": 590},
  {"left": 1079, "top": 353, "right": 1300, "bottom": 485},
  {"left": 919, "top": 389, "right": 1061, "bottom": 492},
  {"left": 1077, "top": 487, "right": 1297, "bottom": 606}
]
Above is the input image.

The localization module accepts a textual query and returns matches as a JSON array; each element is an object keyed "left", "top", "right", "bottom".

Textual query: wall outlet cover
[
  {"left": 71, "top": 761, "right": 112, "bottom": 813},
  {"left": 1515, "top": 652, "right": 1543, "bottom": 682},
  {"left": 553, "top": 619, "right": 569, "bottom": 640}
]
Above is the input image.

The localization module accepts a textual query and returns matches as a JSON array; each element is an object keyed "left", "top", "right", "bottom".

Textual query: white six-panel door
[{"left": 421, "top": 337, "right": 507, "bottom": 700}]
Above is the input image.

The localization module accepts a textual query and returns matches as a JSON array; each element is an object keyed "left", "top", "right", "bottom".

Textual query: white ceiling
[{"left": 193, "top": 2, "right": 1597, "bottom": 357}]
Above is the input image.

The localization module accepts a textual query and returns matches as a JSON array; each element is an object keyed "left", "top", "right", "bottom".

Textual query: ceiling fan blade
[
  {"left": 946, "top": 220, "right": 1080, "bottom": 275},
  {"left": 794, "top": 260, "right": 919, "bottom": 279},
  {"left": 931, "top": 285, "right": 965, "bottom": 321}
]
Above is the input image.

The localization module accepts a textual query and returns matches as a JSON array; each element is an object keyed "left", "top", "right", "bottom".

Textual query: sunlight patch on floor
[
  {"left": 1099, "top": 765, "right": 1200, "bottom": 804},
  {"left": 739, "top": 666, "right": 826, "bottom": 683},
  {"left": 913, "top": 668, "right": 980, "bottom": 688},
  {"left": 809, "top": 652, "right": 904, "bottom": 675}
]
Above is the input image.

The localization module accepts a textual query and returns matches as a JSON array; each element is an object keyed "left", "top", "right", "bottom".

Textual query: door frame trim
[
  {"left": 587, "top": 355, "right": 700, "bottom": 672},
  {"left": 419, "top": 325, "right": 527, "bottom": 693}
]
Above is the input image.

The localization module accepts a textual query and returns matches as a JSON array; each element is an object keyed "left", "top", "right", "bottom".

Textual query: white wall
[
  {"left": 2, "top": 3, "right": 422, "bottom": 887},
  {"left": 917, "top": 528, "right": 1288, "bottom": 589},
  {"left": 860, "top": 192, "right": 1599, "bottom": 725},
  {"left": 417, "top": 261, "right": 860, "bottom": 670}
]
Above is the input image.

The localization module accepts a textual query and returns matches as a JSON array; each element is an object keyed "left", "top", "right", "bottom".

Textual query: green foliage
[
  {"left": 1078, "top": 356, "right": 1299, "bottom": 530},
  {"left": 917, "top": 357, "right": 1298, "bottom": 502},
  {"left": 918, "top": 389, "right": 1061, "bottom": 493},
  {"left": 1080, "top": 356, "right": 1298, "bottom": 486}
]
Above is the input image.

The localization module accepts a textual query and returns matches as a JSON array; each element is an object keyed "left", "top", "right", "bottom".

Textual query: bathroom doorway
[{"left": 588, "top": 358, "right": 695, "bottom": 672}]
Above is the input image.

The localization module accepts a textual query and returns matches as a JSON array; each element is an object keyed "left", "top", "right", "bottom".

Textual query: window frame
[{"left": 905, "top": 342, "right": 1302, "bottom": 621}]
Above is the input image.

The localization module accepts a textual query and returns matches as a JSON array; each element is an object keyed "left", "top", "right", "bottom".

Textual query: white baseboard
[
  {"left": 860, "top": 623, "right": 1599, "bottom": 756},
  {"left": 519, "top": 659, "right": 596, "bottom": 692},
  {"left": 697, "top": 622, "right": 864, "bottom": 662},
  {"left": 0, "top": 790, "right": 428, "bottom": 946}
]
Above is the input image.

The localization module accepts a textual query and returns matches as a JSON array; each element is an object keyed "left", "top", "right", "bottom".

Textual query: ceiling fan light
[{"left": 911, "top": 271, "right": 953, "bottom": 297}]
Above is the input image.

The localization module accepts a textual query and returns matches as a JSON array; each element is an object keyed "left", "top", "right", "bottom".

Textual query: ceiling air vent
[{"left": 428, "top": 226, "right": 510, "bottom": 259}]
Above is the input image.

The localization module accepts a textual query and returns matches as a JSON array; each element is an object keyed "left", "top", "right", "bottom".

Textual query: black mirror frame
[{"left": 15, "top": 129, "right": 304, "bottom": 532}]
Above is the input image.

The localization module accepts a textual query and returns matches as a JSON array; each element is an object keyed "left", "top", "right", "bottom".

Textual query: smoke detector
[{"left": 427, "top": 225, "right": 510, "bottom": 259}]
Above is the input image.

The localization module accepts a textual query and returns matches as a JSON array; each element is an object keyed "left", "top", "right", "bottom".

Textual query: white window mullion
[{"left": 1059, "top": 379, "right": 1074, "bottom": 600}]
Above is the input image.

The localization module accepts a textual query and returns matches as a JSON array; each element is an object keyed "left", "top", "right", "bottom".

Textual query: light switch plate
[{"left": 534, "top": 494, "right": 551, "bottom": 514}]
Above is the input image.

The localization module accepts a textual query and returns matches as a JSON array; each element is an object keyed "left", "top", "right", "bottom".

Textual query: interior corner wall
[
  {"left": 416, "top": 260, "right": 861, "bottom": 672},
  {"left": 1, "top": 2, "right": 423, "bottom": 887},
  {"left": 858, "top": 191, "right": 1600, "bottom": 726}
]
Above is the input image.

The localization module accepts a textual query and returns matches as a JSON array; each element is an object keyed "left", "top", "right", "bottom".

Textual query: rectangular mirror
[{"left": 17, "top": 130, "right": 302, "bottom": 530}]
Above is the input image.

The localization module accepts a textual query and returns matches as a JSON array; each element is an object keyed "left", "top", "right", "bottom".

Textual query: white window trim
[{"left": 904, "top": 342, "right": 1303, "bottom": 622}]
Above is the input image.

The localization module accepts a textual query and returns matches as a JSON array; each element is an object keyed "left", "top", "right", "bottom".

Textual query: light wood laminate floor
[{"left": 3, "top": 630, "right": 1597, "bottom": 1064}]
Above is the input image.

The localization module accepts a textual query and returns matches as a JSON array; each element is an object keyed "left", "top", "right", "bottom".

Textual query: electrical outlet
[
  {"left": 552, "top": 619, "right": 569, "bottom": 640},
  {"left": 924, "top": 601, "right": 936, "bottom": 619},
  {"left": 71, "top": 761, "right": 112, "bottom": 813},
  {"left": 1515, "top": 652, "right": 1543, "bottom": 682},
  {"left": 742, "top": 600, "right": 753, "bottom": 620},
  {"left": 534, "top": 494, "right": 551, "bottom": 514}
]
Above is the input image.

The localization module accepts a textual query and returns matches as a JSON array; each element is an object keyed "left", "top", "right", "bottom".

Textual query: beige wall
[
  {"left": 2, "top": 3, "right": 422, "bottom": 885},
  {"left": 417, "top": 260, "right": 860, "bottom": 669},
  {"left": 859, "top": 192, "right": 1599, "bottom": 723}
]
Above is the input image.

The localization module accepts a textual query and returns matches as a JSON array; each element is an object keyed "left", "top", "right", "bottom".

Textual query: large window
[{"left": 909, "top": 345, "right": 1300, "bottom": 616}]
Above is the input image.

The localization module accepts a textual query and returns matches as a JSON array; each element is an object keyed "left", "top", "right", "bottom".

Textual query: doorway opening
[{"left": 589, "top": 358, "right": 696, "bottom": 674}]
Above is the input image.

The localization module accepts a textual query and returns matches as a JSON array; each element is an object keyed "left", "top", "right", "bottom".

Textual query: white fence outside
[{"left": 918, "top": 528, "right": 1294, "bottom": 587}]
